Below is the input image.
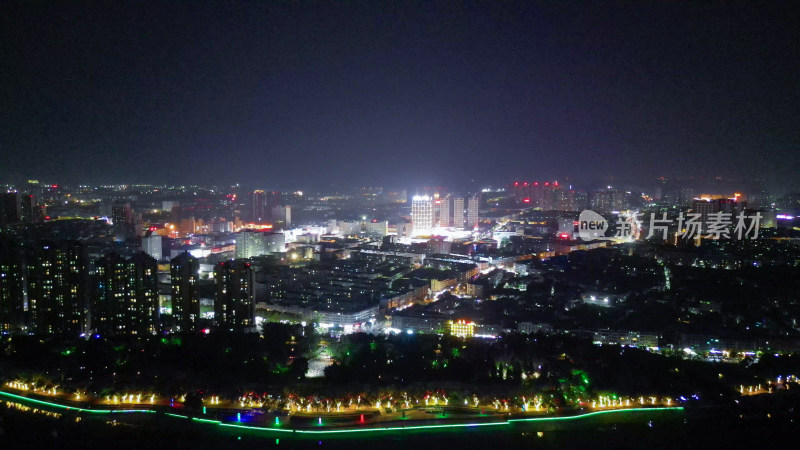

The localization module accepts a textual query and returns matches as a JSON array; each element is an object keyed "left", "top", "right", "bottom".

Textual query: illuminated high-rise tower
[
  {"left": 111, "top": 201, "right": 135, "bottom": 241},
  {"left": 141, "top": 233, "right": 162, "bottom": 261},
  {"left": 452, "top": 197, "right": 465, "bottom": 228},
  {"left": 170, "top": 252, "right": 200, "bottom": 332},
  {"left": 466, "top": 196, "right": 480, "bottom": 229},
  {"left": 438, "top": 195, "right": 451, "bottom": 227},
  {"left": 0, "top": 236, "right": 25, "bottom": 333},
  {"left": 94, "top": 252, "right": 159, "bottom": 337},
  {"left": 214, "top": 260, "right": 255, "bottom": 332},
  {"left": 411, "top": 196, "right": 433, "bottom": 236},
  {"left": 27, "top": 241, "right": 90, "bottom": 336}
]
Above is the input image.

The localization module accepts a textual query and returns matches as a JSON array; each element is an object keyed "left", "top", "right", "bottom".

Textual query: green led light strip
[
  {"left": 193, "top": 417, "right": 222, "bottom": 424},
  {"left": 508, "top": 407, "right": 684, "bottom": 422},
  {"left": 201, "top": 407, "right": 684, "bottom": 435},
  {"left": 0, "top": 390, "right": 153, "bottom": 414}
]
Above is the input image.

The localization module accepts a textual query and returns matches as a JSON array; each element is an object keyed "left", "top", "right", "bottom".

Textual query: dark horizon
[{"left": 2, "top": 1, "right": 799, "bottom": 191}]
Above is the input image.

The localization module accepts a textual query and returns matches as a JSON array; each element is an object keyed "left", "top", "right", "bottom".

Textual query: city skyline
[{"left": 4, "top": 2, "right": 800, "bottom": 447}]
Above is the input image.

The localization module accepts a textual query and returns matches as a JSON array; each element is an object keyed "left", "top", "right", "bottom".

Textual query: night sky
[{"left": 2, "top": 1, "right": 799, "bottom": 190}]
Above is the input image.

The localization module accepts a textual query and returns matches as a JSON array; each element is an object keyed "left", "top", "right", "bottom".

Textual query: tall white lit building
[
  {"left": 452, "top": 197, "right": 465, "bottom": 228},
  {"left": 365, "top": 220, "right": 388, "bottom": 238},
  {"left": 141, "top": 234, "right": 162, "bottom": 261},
  {"left": 466, "top": 196, "right": 480, "bottom": 229},
  {"left": 411, "top": 196, "right": 433, "bottom": 236},
  {"left": 438, "top": 195, "right": 451, "bottom": 227},
  {"left": 235, "top": 230, "right": 285, "bottom": 258}
]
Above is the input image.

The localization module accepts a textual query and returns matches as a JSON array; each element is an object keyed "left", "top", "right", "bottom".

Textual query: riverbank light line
[
  {"left": 1, "top": 389, "right": 683, "bottom": 437},
  {"left": 0, "top": 390, "right": 153, "bottom": 414}
]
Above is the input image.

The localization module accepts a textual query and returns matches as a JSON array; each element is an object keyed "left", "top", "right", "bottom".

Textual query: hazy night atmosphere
[
  {"left": 3, "top": 1, "right": 799, "bottom": 190},
  {"left": 2, "top": 1, "right": 800, "bottom": 449}
]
